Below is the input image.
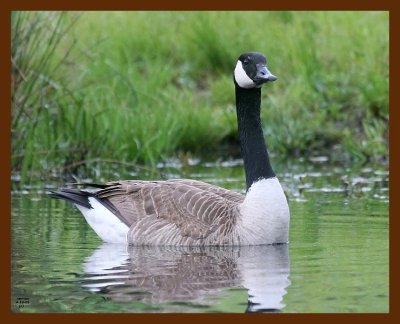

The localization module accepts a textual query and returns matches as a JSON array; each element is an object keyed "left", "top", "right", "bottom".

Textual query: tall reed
[{"left": 11, "top": 12, "right": 80, "bottom": 181}]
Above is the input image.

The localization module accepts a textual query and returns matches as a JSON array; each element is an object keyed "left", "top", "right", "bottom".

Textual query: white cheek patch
[{"left": 234, "top": 61, "right": 256, "bottom": 88}]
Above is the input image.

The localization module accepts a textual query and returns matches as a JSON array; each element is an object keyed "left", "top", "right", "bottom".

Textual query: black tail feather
[
  {"left": 49, "top": 188, "right": 93, "bottom": 209},
  {"left": 49, "top": 187, "right": 128, "bottom": 226}
]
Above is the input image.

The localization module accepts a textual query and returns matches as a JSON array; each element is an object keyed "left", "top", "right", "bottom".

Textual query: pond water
[{"left": 11, "top": 158, "right": 389, "bottom": 313}]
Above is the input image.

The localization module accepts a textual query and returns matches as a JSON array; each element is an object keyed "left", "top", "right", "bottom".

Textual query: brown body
[{"left": 94, "top": 179, "right": 245, "bottom": 245}]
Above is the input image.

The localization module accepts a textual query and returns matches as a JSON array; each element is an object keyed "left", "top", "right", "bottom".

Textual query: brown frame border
[{"left": 3, "top": 1, "right": 398, "bottom": 323}]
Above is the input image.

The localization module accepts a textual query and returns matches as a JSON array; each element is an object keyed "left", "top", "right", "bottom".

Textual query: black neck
[{"left": 235, "top": 85, "right": 275, "bottom": 190}]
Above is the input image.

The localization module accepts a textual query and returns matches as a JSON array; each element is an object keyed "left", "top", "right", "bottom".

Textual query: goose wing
[
  {"left": 167, "top": 179, "right": 244, "bottom": 203},
  {"left": 94, "top": 179, "right": 245, "bottom": 244}
]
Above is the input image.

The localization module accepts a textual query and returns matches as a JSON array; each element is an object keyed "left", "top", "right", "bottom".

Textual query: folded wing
[{"left": 94, "top": 179, "right": 245, "bottom": 245}]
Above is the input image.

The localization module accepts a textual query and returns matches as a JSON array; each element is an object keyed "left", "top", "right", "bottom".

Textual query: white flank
[
  {"left": 234, "top": 61, "right": 256, "bottom": 88},
  {"left": 238, "top": 178, "right": 290, "bottom": 245},
  {"left": 75, "top": 197, "right": 129, "bottom": 243}
]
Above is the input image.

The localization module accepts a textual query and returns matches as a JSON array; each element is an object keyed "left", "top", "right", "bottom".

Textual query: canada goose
[{"left": 50, "top": 52, "right": 290, "bottom": 245}]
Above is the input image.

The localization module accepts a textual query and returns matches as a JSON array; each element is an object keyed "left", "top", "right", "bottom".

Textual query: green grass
[{"left": 11, "top": 11, "right": 389, "bottom": 184}]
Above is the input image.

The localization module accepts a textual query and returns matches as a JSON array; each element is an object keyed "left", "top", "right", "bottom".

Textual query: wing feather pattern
[{"left": 93, "top": 179, "right": 245, "bottom": 245}]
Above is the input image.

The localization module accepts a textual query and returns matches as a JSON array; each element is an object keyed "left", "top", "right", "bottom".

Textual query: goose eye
[{"left": 243, "top": 59, "right": 249, "bottom": 65}]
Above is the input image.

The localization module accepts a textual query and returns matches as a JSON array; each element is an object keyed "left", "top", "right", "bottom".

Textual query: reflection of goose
[
  {"left": 81, "top": 243, "right": 290, "bottom": 312},
  {"left": 50, "top": 52, "right": 290, "bottom": 245},
  {"left": 240, "top": 245, "right": 290, "bottom": 312},
  {"left": 82, "top": 244, "right": 129, "bottom": 291}
]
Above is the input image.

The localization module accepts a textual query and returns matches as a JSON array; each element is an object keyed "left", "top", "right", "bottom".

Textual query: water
[{"left": 11, "top": 158, "right": 389, "bottom": 313}]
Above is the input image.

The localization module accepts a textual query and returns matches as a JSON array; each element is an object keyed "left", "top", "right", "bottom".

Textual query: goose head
[{"left": 234, "top": 52, "right": 277, "bottom": 89}]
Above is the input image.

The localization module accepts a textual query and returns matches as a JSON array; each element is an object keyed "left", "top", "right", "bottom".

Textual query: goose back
[{"left": 90, "top": 179, "right": 245, "bottom": 245}]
